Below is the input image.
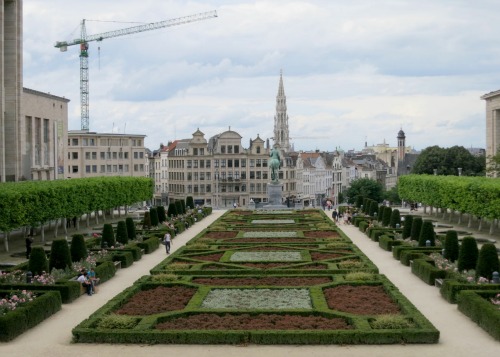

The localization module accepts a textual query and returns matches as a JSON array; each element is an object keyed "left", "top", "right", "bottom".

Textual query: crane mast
[{"left": 55, "top": 10, "right": 217, "bottom": 131}]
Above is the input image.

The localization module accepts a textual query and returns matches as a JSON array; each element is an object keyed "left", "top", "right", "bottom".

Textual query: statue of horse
[{"left": 269, "top": 147, "right": 281, "bottom": 183}]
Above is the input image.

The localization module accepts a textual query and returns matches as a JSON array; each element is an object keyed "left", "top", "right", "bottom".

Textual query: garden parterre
[{"left": 72, "top": 209, "right": 439, "bottom": 345}]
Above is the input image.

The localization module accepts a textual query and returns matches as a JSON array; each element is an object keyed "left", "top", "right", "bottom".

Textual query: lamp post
[
  {"left": 433, "top": 169, "right": 437, "bottom": 176},
  {"left": 458, "top": 167, "right": 462, "bottom": 176}
]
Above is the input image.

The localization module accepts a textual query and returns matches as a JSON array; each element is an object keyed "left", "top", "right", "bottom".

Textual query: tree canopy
[
  {"left": 345, "top": 178, "right": 383, "bottom": 204},
  {"left": 411, "top": 145, "right": 485, "bottom": 176}
]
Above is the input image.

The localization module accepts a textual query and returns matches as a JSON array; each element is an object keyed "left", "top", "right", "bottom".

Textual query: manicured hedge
[
  {"left": 137, "top": 236, "right": 160, "bottom": 254},
  {"left": 457, "top": 290, "right": 500, "bottom": 341},
  {"left": 0, "top": 290, "right": 62, "bottom": 342},
  {"left": 439, "top": 279, "right": 500, "bottom": 304},
  {"left": 0, "top": 281, "right": 81, "bottom": 304},
  {"left": 411, "top": 258, "right": 447, "bottom": 285}
]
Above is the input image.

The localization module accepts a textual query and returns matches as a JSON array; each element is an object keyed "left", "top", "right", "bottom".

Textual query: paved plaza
[{"left": 0, "top": 208, "right": 498, "bottom": 357}]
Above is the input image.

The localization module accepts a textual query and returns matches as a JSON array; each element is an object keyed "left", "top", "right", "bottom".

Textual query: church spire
[{"left": 273, "top": 70, "right": 290, "bottom": 152}]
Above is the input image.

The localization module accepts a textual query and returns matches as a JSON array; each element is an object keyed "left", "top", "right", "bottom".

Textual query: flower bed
[{"left": 74, "top": 209, "right": 439, "bottom": 345}]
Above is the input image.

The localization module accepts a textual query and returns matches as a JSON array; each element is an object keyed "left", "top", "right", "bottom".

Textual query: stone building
[{"left": 481, "top": 89, "right": 500, "bottom": 177}]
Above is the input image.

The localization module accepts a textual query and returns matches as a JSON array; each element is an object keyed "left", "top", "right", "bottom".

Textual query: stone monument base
[{"left": 263, "top": 182, "right": 287, "bottom": 209}]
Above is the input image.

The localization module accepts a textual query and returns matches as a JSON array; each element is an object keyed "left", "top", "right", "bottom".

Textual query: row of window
[
  {"left": 67, "top": 151, "right": 145, "bottom": 160},
  {"left": 68, "top": 164, "right": 145, "bottom": 174},
  {"left": 68, "top": 138, "right": 143, "bottom": 147}
]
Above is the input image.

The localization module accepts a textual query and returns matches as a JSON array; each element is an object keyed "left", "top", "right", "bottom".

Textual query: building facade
[
  {"left": 481, "top": 89, "right": 500, "bottom": 177},
  {"left": 66, "top": 131, "right": 148, "bottom": 179}
]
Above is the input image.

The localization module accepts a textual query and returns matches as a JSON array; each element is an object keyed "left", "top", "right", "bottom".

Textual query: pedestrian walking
[{"left": 163, "top": 232, "right": 172, "bottom": 254}]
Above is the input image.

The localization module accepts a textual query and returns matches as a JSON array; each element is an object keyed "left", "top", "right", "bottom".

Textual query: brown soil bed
[
  {"left": 304, "top": 231, "right": 340, "bottom": 238},
  {"left": 311, "top": 252, "right": 344, "bottom": 261},
  {"left": 240, "top": 263, "right": 292, "bottom": 269},
  {"left": 203, "top": 231, "right": 238, "bottom": 239},
  {"left": 324, "top": 285, "right": 401, "bottom": 315},
  {"left": 189, "top": 253, "right": 224, "bottom": 261},
  {"left": 191, "top": 276, "right": 332, "bottom": 286},
  {"left": 230, "top": 238, "right": 317, "bottom": 243},
  {"left": 115, "top": 286, "right": 197, "bottom": 315},
  {"left": 156, "top": 313, "right": 352, "bottom": 330}
]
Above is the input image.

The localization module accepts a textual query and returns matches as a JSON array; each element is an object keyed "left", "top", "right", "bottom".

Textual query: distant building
[
  {"left": 66, "top": 131, "right": 148, "bottom": 179},
  {"left": 481, "top": 89, "right": 500, "bottom": 176}
]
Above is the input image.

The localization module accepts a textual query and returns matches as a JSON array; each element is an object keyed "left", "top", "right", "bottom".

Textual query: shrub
[
  {"left": 344, "top": 272, "right": 376, "bottom": 281},
  {"left": 475, "top": 243, "right": 500, "bottom": 280},
  {"left": 180, "top": 200, "right": 186, "bottom": 214},
  {"left": 443, "top": 230, "right": 459, "bottom": 262},
  {"left": 151, "top": 273, "right": 179, "bottom": 283},
  {"left": 96, "top": 314, "right": 138, "bottom": 329},
  {"left": 175, "top": 201, "right": 183, "bottom": 216},
  {"left": 410, "top": 217, "right": 423, "bottom": 241},
  {"left": 150, "top": 207, "right": 159, "bottom": 227},
  {"left": 389, "top": 209, "right": 401, "bottom": 228},
  {"left": 157, "top": 206, "right": 167, "bottom": 223},
  {"left": 101, "top": 224, "right": 116, "bottom": 248},
  {"left": 143, "top": 211, "right": 151, "bottom": 229},
  {"left": 116, "top": 221, "right": 129, "bottom": 245},
  {"left": 457, "top": 236, "right": 479, "bottom": 272},
  {"left": 125, "top": 217, "right": 136, "bottom": 240},
  {"left": 418, "top": 220, "right": 435, "bottom": 247},
  {"left": 382, "top": 206, "right": 392, "bottom": 227},
  {"left": 28, "top": 247, "right": 49, "bottom": 275},
  {"left": 186, "top": 196, "right": 194, "bottom": 210},
  {"left": 369, "top": 201, "right": 379, "bottom": 217},
  {"left": 167, "top": 202, "right": 177, "bottom": 217},
  {"left": 377, "top": 205, "right": 384, "bottom": 222},
  {"left": 355, "top": 195, "right": 364, "bottom": 208},
  {"left": 402, "top": 215, "right": 413, "bottom": 239},
  {"left": 49, "top": 239, "right": 72, "bottom": 271},
  {"left": 70, "top": 234, "right": 88, "bottom": 263},
  {"left": 370, "top": 315, "right": 415, "bottom": 329}
]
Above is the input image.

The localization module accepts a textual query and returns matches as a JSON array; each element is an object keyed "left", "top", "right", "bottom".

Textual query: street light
[
  {"left": 433, "top": 169, "right": 437, "bottom": 176},
  {"left": 458, "top": 168, "right": 462, "bottom": 176}
]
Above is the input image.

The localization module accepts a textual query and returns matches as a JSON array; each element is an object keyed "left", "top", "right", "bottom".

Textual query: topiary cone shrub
[
  {"left": 186, "top": 196, "right": 194, "bottom": 210},
  {"left": 418, "top": 220, "right": 435, "bottom": 247},
  {"left": 143, "top": 211, "right": 151, "bottom": 230},
  {"left": 457, "top": 236, "right": 479, "bottom": 272},
  {"left": 402, "top": 215, "right": 413, "bottom": 239},
  {"left": 149, "top": 207, "right": 159, "bottom": 227},
  {"left": 382, "top": 206, "right": 392, "bottom": 227},
  {"left": 125, "top": 217, "right": 137, "bottom": 240},
  {"left": 175, "top": 201, "right": 183, "bottom": 215},
  {"left": 443, "top": 230, "right": 459, "bottom": 262},
  {"left": 410, "top": 217, "right": 423, "bottom": 241},
  {"left": 49, "top": 239, "right": 72, "bottom": 271},
  {"left": 167, "top": 202, "right": 177, "bottom": 217},
  {"left": 377, "top": 205, "right": 384, "bottom": 222},
  {"left": 157, "top": 206, "right": 167, "bottom": 223},
  {"left": 475, "top": 243, "right": 500, "bottom": 280},
  {"left": 70, "top": 234, "right": 88, "bottom": 262},
  {"left": 28, "top": 246, "right": 49, "bottom": 275},
  {"left": 370, "top": 201, "right": 379, "bottom": 217},
  {"left": 101, "top": 223, "right": 116, "bottom": 248},
  {"left": 180, "top": 200, "right": 186, "bottom": 214},
  {"left": 116, "top": 221, "right": 129, "bottom": 245},
  {"left": 355, "top": 195, "right": 364, "bottom": 208},
  {"left": 390, "top": 209, "right": 401, "bottom": 228}
]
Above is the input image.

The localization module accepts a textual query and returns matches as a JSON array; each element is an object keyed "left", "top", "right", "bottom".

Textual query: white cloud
[{"left": 22, "top": 0, "right": 500, "bottom": 152}]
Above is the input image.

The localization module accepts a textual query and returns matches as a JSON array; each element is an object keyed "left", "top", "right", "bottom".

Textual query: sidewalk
[{"left": 0, "top": 209, "right": 498, "bottom": 357}]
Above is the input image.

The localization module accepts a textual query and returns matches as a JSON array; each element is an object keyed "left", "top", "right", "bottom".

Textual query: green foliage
[
  {"left": 443, "top": 230, "right": 459, "bottom": 262},
  {"left": 150, "top": 273, "right": 179, "bottom": 283},
  {"left": 382, "top": 186, "right": 400, "bottom": 205},
  {"left": 96, "top": 314, "right": 138, "bottom": 329},
  {"left": 149, "top": 207, "right": 159, "bottom": 227},
  {"left": 0, "top": 177, "right": 153, "bottom": 233},
  {"left": 475, "top": 243, "right": 500, "bottom": 280},
  {"left": 49, "top": 239, "right": 72, "bottom": 271},
  {"left": 389, "top": 209, "right": 401, "bottom": 228},
  {"left": 180, "top": 200, "right": 186, "bottom": 214},
  {"left": 345, "top": 178, "right": 384, "bottom": 204},
  {"left": 337, "top": 191, "right": 345, "bottom": 204},
  {"left": 167, "top": 202, "right": 177, "bottom": 217},
  {"left": 370, "top": 315, "right": 416, "bottom": 329},
  {"left": 186, "top": 196, "right": 194, "bottom": 210},
  {"left": 355, "top": 195, "right": 364, "bottom": 208},
  {"left": 143, "top": 211, "right": 151, "bottom": 229},
  {"left": 116, "top": 221, "right": 129, "bottom": 245},
  {"left": 412, "top": 145, "right": 485, "bottom": 176},
  {"left": 369, "top": 201, "right": 379, "bottom": 217},
  {"left": 125, "top": 217, "right": 136, "bottom": 240},
  {"left": 175, "top": 201, "right": 183, "bottom": 215},
  {"left": 157, "top": 206, "right": 167, "bottom": 223},
  {"left": 382, "top": 206, "right": 392, "bottom": 227},
  {"left": 457, "top": 236, "right": 479, "bottom": 272},
  {"left": 410, "top": 217, "right": 422, "bottom": 241},
  {"left": 28, "top": 247, "right": 49, "bottom": 275},
  {"left": 486, "top": 148, "right": 500, "bottom": 177},
  {"left": 457, "top": 291, "right": 500, "bottom": 341},
  {"left": 418, "top": 220, "right": 435, "bottom": 247},
  {"left": 344, "top": 272, "right": 376, "bottom": 281},
  {"left": 70, "top": 234, "right": 88, "bottom": 263},
  {"left": 377, "top": 205, "right": 384, "bottom": 222},
  {"left": 101, "top": 224, "right": 116, "bottom": 248},
  {"left": 402, "top": 215, "right": 413, "bottom": 239}
]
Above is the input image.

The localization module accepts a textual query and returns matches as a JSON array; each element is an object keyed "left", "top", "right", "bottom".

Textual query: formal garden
[{"left": 72, "top": 209, "right": 439, "bottom": 345}]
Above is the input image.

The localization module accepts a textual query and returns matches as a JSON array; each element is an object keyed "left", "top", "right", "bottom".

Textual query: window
[
  {"left": 228, "top": 159, "right": 233, "bottom": 168},
  {"left": 234, "top": 145, "right": 239, "bottom": 154},
  {"left": 124, "top": 152, "right": 129, "bottom": 159},
  {"left": 72, "top": 138, "right": 78, "bottom": 146},
  {"left": 227, "top": 145, "right": 233, "bottom": 154},
  {"left": 139, "top": 152, "right": 144, "bottom": 159},
  {"left": 250, "top": 159, "right": 255, "bottom": 167},
  {"left": 72, "top": 166, "right": 79, "bottom": 173},
  {"left": 221, "top": 159, "right": 226, "bottom": 168},
  {"left": 106, "top": 151, "right": 111, "bottom": 160},
  {"left": 118, "top": 151, "right": 123, "bottom": 159},
  {"left": 194, "top": 160, "right": 198, "bottom": 168},
  {"left": 92, "top": 152, "right": 97, "bottom": 160},
  {"left": 134, "top": 152, "right": 138, "bottom": 159},
  {"left": 134, "top": 164, "right": 138, "bottom": 172},
  {"left": 194, "top": 172, "right": 199, "bottom": 180},
  {"left": 220, "top": 145, "right": 226, "bottom": 154},
  {"left": 241, "top": 159, "right": 246, "bottom": 167},
  {"left": 193, "top": 148, "right": 198, "bottom": 155},
  {"left": 86, "top": 165, "right": 91, "bottom": 173},
  {"left": 241, "top": 172, "right": 246, "bottom": 179},
  {"left": 256, "top": 146, "right": 261, "bottom": 154},
  {"left": 256, "top": 159, "right": 262, "bottom": 167},
  {"left": 187, "top": 160, "right": 192, "bottom": 168},
  {"left": 206, "top": 160, "right": 211, "bottom": 168},
  {"left": 89, "top": 138, "right": 95, "bottom": 146},
  {"left": 100, "top": 152, "right": 105, "bottom": 160},
  {"left": 113, "top": 152, "right": 117, "bottom": 159},
  {"left": 113, "top": 165, "right": 117, "bottom": 173},
  {"left": 263, "top": 159, "right": 268, "bottom": 167},
  {"left": 100, "top": 165, "right": 105, "bottom": 173},
  {"left": 200, "top": 148, "right": 204, "bottom": 155},
  {"left": 83, "top": 138, "right": 88, "bottom": 146},
  {"left": 214, "top": 159, "right": 219, "bottom": 168},
  {"left": 250, "top": 171, "right": 255, "bottom": 179},
  {"left": 256, "top": 171, "right": 262, "bottom": 179},
  {"left": 85, "top": 152, "right": 91, "bottom": 160},
  {"left": 119, "top": 164, "right": 123, "bottom": 173},
  {"left": 234, "top": 159, "right": 239, "bottom": 167},
  {"left": 124, "top": 164, "right": 129, "bottom": 172},
  {"left": 241, "top": 184, "right": 246, "bottom": 192},
  {"left": 107, "top": 165, "right": 111, "bottom": 172},
  {"left": 72, "top": 152, "right": 78, "bottom": 159},
  {"left": 140, "top": 164, "right": 144, "bottom": 171},
  {"left": 200, "top": 160, "right": 204, "bottom": 168}
]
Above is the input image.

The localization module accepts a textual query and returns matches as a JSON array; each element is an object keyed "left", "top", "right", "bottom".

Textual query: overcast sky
[{"left": 23, "top": 0, "right": 500, "bottom": 152}]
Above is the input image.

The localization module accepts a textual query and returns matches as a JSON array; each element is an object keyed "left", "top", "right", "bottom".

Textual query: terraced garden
[{"left": 72, "top": 209, "right": 439, "bottom": 345}]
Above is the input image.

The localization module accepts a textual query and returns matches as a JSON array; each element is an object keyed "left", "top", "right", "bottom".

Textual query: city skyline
[{"left": 22, "top": 1, "right": 500, "bottom": 151}]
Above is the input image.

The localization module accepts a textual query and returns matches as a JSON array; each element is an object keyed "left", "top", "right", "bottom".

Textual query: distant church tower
[
  {"left": 397, "top": 128, "right": 406, "bottom": 161},
  {"left": 273, "top": 70, "right": 290, "bottom": 152}
]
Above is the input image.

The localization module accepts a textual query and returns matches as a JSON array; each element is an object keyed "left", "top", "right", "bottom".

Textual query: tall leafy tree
[
  {"left": 412, "top": 145, "right": 485, "bottom": 176},
  {"left": 345, "top": 178, "right": 383, "bottom": 204}
]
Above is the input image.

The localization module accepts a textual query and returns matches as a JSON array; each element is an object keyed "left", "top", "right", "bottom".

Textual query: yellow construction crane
[{"left": 55, "top": 10, "right": 217, "bottom": 131}]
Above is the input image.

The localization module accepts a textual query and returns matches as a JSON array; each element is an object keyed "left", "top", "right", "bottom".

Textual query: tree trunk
[
  {"left": 3, "top": 231, "right": 9, "bottom": 252},
  {"left": 54, "top": 218, "right": 59, "bottom": 238},
  {"left": 423, "top": 205, "right": 427, "bottom": 214},
  {"left": 478, "top": 217, "right": 483, "bottom": 231},
  {"left": 86, "top": 214, "right": 90, "bottom": 228},
  {"left": 63, "top": 217, "right": 68, "bottom": 236},
  {"left": 95, "top": 210, "right": 99, "bottom": 225},
  {"left": 41, "top": 224, "right": 45, "bottom": 243},
  {"left": 467, "top": 214, "right": 472, "bottom": 228},
  {"left": 489, "top": 220, "right": 495, "bottom": 235}
]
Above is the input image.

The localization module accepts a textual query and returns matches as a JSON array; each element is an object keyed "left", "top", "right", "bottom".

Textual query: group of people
[
  {"left": 76, "top": 268, "right": 100, "bottom": 296},
  {"left": 331, "top": 208, "right": 353, "bottom": 225}
]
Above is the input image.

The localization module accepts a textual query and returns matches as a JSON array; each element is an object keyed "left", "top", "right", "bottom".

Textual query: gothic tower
[{"left": 273, "top": 70, "right": 290, "bottom": 152}]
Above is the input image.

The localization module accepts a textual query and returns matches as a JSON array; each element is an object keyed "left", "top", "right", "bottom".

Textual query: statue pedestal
[{"left": 263, "top": 182, "right": 287, "bottom": 209}]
